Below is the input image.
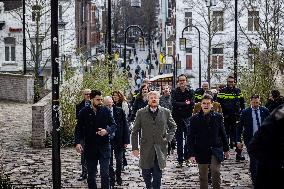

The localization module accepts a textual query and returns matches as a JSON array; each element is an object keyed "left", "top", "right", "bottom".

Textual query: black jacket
[
  {"left": 75, "top": 106, "right": 116, "bottom": 160},
  {"left": 248, "top": 104, "right": 284, "bottom": 189},
  {"left": 131, "top": 96, "right": 148, "bottom": 121},
  {"left": 265, "top": 96, "right": 284, "bottom": 113},
  {"left": 111, "top": 105, "right": 130, "bottom": 149},
  {"left": 186, "top": 111, "right": 229, "bottom": 164},
  {"left": 217, "top": 86, "right": 245, "bottom": 117},
  {"left": 75, "top": 100, "right": 91, "bottom": 119},
  {"left": 171, "top": 87, "right": 195, "bottom": 119}
]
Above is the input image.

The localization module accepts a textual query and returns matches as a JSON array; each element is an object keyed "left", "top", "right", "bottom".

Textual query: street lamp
[
  {"left": 22, "top": 0, "right": 27, "bottom": 75},
  {"left": 180, "top": 25, "right": 202, "bottom": 88},
  {"left": 123, "top": 25, "right": 144, "bottom": 70},
  {"left": 234, "top": 0, "right": 238, "bottom": 83},
  {"left": 161, "top": 54, "right": 177, "bottom": 89}
]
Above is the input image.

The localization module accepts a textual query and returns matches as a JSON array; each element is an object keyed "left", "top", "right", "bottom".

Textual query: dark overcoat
[
  {"left": 75, "top": 106, "right": 116, "bottom": 160},
  {"left": 186, "top": 111, "right": 229, "bottom": 164}
]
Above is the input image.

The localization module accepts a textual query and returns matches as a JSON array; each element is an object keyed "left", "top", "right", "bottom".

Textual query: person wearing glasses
[
  {"left": 75, "top": 90, "right": 116, "bottom": 189},
  {"left": 171, "top": 74, "right": 195, "bottom": 168},
  {"left": 75, "top": 89, "right": 91, "bottom": 181},
  {"left": 217, "top": 75, "right": 245, "bottom": 161},
  {"left": 236, "top": 94, "right": 270, "bottom": 186}
]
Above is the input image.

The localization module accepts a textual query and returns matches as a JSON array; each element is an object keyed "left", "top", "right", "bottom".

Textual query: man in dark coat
[
  {"left": 104, "top": 96, "right": 130, "bottom": 186},
  {"left": 171, "top": 74, "right": 195, "bottom": 167},
  {"left": 75, "top": 90, "right": 116, "bottom": 189},
  {"left": 75, "top": 89, "right": 91, "bottom": 181},
  {"left": 236, "top": 94, "right": 270, "bottom": 185},
  {"left": 186, "top": 94, "right": 229, "bottom": 189},
  {"left": 248, "top": 104, "right": 284, "bottom": 189}
]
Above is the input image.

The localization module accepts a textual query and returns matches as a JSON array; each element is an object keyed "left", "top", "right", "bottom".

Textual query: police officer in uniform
[{"left": 217, "top": 76, "right": 245, "bottom": 161}]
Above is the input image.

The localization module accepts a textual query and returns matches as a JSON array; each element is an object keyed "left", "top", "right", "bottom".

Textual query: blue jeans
[
  {"left": 249, "top": 154, "right": 258, "bottom": 185},
  {"left": 142, "top": 155, "right": 162, "bottom": 189},
  {"left": 86, "top": 157, "right": 110, "bottom": 189},
  {"left": 175, "top": 118, "right": 188, "bottom": 163}
]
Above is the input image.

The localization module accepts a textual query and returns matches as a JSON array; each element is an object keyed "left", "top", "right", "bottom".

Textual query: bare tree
[
  {"left": 9, "top": 0, "right": 75, "bottom": 102},
  {"left": 182, "top": 0, "right": 233, "bottom": 86}
]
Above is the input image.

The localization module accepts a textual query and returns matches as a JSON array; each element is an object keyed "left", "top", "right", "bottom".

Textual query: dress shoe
[
  {"left": 236, "top": 154, "right": 245, "bottom": 162},
  {"left": 77, "top": 174, "right": 87, "bottom": 181},
  {"left": 116, "top": 177, "right": 122, "bottom": 185}
]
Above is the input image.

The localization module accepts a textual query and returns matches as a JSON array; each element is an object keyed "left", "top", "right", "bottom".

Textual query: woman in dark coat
[{"left": 131, "top": 83, "right": 150, "bottom": 121}]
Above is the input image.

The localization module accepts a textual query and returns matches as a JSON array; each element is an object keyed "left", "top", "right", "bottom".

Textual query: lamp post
[
  {"left": 22, "top": 0, "right": 26, "bottom": 74},
  {"left": 51, "top": 0, "right": 61, "bottom": 188},
  {"left": 234, "top": 0, "right": 238, "bottom": 83},
  {"left": 123, "top": 25, "right": 144, "bottom": 70},
  {"left": 162, "top": 54, "right": 176, "bottom": 89},
  {"left": 107, "top": 0, "right": 112, "bottom": 87},
  {"left": 179, "top": 25, "right": 202, "bottom": 88}
]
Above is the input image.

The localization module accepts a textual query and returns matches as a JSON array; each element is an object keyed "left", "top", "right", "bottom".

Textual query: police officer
[{"left": 217, "top": 76, "right": 245, "bottom": 161}]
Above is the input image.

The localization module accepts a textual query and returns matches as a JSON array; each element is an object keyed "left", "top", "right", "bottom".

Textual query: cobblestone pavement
[{"left": 0, "top": 101, "right": 252, "bottom": 188}]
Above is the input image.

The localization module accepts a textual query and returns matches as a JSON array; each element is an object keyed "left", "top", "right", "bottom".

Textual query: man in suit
[
  {"left": 104, "top": 96, "right": 130, "bottom": 186},
  {"left": 75, "top": 90, "right": 116, "bottom": 189},
  {"left": 132, "top": 91, "right": 177, "bottom": 189},
  {"left": 236, "top": 94, "right": 270, "bottom": 186},
  {"left": 75, "top": 89, "right": 91, "bottom": 181}
]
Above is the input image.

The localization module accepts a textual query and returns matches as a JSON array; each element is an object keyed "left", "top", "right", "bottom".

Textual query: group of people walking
[{"left": 74, "top": 74, "right": 284, "bottom": 189}]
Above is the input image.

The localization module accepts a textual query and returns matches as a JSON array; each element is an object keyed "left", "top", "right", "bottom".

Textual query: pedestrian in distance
[
  {"left": 75, "top": 88, "right": 91, "bottom": 181},
  {"left": 132, "top": 91, "right": 177, "bottom": 189},
  {"left": 217, "top": 75, "right": 245, "bottom": 161},
  {"left": 131, "top": 84, "right": 150, "bottom": 122},
  {"left": 248, "top": 104, "right": 284, "bottom": 189},
  {"left": 236, "top": 94, "right": 270, "bottom": 186},
  {"left": 75, "top": 90, "right": 116, "bottom": 189},
  {"left": 171, "top": 74, "right": 195, "bottom": 168},
  {"left": 104, "top": 96, "right": 130, "bottom": 187},
  {"left": 186, "top": 94, "right": 230, "bottom": 189}
]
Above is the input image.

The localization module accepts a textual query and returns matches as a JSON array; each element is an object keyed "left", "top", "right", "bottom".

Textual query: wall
[
  {"left": 0, "top": 73, "right": 34, "bottom": 103},
  {"left": 32, "top": 93, "right": 52, "bottom": 148}
]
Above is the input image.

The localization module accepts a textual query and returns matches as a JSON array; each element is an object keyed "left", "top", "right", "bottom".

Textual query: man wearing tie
[{"left": 236, "top": 94, "right": 270, "bottom": 186}]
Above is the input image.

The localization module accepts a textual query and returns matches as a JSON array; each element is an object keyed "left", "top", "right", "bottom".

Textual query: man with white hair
[
  {"left": 104, "top": 96, "right": 130, "bottom": 186},
  {"left": 132, "top": 91, "right": 177, "bottom": 189}
]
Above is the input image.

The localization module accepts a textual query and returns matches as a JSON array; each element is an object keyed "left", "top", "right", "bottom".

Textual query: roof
[{"left": 149, "top": 73, "right": 173, "bottom": 82}]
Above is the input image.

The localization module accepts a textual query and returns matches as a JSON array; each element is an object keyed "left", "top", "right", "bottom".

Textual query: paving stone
[{"left": 0, "top": 101, "right": 253, "bottom": 188}]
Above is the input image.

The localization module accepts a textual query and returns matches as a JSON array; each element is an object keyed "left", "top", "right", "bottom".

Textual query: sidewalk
[{"left": 0, "top": 101, "right": 252, "bottom": 188}]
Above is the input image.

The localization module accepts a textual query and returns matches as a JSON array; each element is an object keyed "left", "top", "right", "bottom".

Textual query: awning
[{"left": 149, "top": 73, "right": 173, "bottom": 82}]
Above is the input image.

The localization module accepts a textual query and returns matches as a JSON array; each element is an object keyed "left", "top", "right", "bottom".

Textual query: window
[
  {"left": 212, "top": 11, "right": 224, "bottom": 32},
  {"left": 31, "top": 38, "right": 43, "bottom": 62},
  {"left": 167, "top": 41, "right": 173, "bottom": 56},
  {"left": 248, "top": 46, "right": 259, "bottom": 68},
  {"left": 212, "top": 48, "right": 223, "bottom": 69},
  {"left": 59, "top": 5, "right": 63, "bottom": 21},
  {"left": 32, "top": 5, "right": 42, "bottom": 22},
  {"left": 184, "top": 12, "right": 192, "bottom": 31},
  {"left": 186, "top": 48, "right": 193, "bottom": 70},
  {"left": 248, "top": 11, "right": 259, "bottom": 31},
  {"left": 4, "top": 37, "right": 16, "bottom": 61}
]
